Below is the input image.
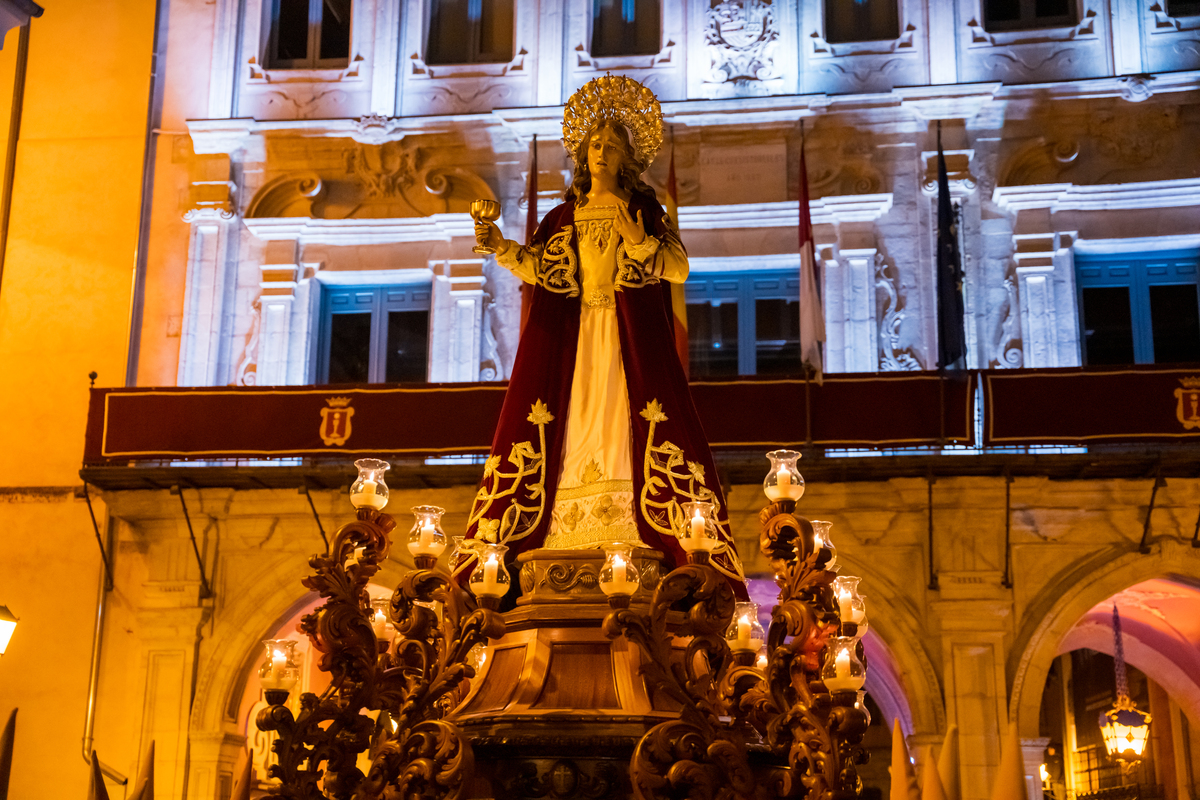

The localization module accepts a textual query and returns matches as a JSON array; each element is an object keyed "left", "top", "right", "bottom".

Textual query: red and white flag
[
  {"left": 664, "top": 141, "right": 689, "bottom": 376},
  {"left": 798, "top": 132, "right": 825, "bottom": 383}
]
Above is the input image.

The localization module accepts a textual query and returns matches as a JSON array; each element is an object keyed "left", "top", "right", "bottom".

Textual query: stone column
[
  {"left": 1013, "top": 229, "right": 1080, "bottom": 368},
  {"left": 428, "top": 260, "right": 486, "bottom": 383},
  {"left": 179, "top": 210, "right": 237, "bottom": 386},
  {"left": 256, "top": 240, "right": 316, "bottom": 386},
  {"left": 821, "top": 246, "right": 881, "bottom": 374},
  {"left": 931, "top": 572, "right": 1014, "bottom": 800},
  {"left": 1021, "top": 737, "right": 1050, "bottom": 800}
]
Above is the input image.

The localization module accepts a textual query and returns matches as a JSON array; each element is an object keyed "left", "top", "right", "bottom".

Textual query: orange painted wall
[{"left": 0, "top": 2, "right": 156, "bottom": 798}]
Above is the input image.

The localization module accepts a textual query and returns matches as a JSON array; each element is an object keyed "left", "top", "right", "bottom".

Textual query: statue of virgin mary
[{"left": 456, "top": 75, "right": 746, "bottom": 595}]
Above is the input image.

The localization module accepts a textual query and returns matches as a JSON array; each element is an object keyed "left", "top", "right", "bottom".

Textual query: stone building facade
[{"left": 2, "top": 1, "right": 1200, "bottom": 799}]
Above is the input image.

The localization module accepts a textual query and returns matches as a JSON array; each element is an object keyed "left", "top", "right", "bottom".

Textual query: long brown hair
[{"left": 565, "top": 121, "right": 659, "bottom": 208}]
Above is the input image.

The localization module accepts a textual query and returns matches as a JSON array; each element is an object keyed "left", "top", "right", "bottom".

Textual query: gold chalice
[{"left": 471, "top": 199, "right": 502, "bottom": 254}]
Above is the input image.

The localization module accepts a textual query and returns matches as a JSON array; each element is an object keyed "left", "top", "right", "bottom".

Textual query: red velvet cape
[{"left": 461, "top": 192, "right": 747, "bottom": 597}]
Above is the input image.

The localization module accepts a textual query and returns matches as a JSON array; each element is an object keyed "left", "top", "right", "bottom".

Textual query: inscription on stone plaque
[{"left": 698, "top": 143, "right": 787, "bottom": 205}]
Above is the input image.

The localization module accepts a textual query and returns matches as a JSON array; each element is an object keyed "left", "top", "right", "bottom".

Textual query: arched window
[
  {"left": 823, "top": 0, "right": 898, "bottom": 44},
  {"left": 267, "top": 0, "right": 352, "bottom": 69},
  {"left": 590, "top": 0, "right": 660, "bottom": 57},
  {"left": 426, "top": 0, "right": 514, "bottom": 65}
]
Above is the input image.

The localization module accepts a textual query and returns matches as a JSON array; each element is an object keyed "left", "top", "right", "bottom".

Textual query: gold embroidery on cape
[
  {"left": 467, "top": 400, "right": 555, "bottom": 555},
  {"left": 637, "top": 399, "right": 746, "bottom": 582},
  {"left": 537, "top": 226, "right": 580, "bottom": 296},
  {"left": 615, "top": 239, "right": 660, "bottom": 289}
]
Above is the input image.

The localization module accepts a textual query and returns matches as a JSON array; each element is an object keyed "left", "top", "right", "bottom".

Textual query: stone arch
[
  {"left": 1009, "top": 538, "right": 1200, "bottom": 736},
  {"left": 186, "top": 548, "right": 414, "bottom": 797}
]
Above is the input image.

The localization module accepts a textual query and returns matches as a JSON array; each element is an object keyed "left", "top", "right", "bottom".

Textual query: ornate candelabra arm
[
  {"left": 357, "top": 561, "right": 506, "bottom": 800},
  {"left": 604, "top": 559, "right": 756, "bottom": 800}
]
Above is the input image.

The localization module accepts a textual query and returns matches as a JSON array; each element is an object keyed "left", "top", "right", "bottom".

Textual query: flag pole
[
  {"left": 936, "top": 121, "right": 946, "bottom": 447},
  {"left": 800, "top": 119, "right": 814, "bottom": 447}
]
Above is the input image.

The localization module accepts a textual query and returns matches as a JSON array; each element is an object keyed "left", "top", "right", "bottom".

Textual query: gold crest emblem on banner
[
  {"left": 1174, "top": 377, "right": 1200, "bottom": 430},
  {"left": 320, "top": 397, "right": 355, "bottom": 446}
]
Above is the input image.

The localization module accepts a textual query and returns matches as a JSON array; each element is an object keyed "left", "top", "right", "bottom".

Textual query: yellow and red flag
[
  {"left": 520, "top": 134, "right": 537, "bottom": 334},
  {"left": 664, "top": 143, "right": 689, "bottom": 377}
]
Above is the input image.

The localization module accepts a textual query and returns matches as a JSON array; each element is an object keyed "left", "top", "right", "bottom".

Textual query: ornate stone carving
[
  {"left": 992, "top": 276, "right": 1023, "bottom": 369},
  {"left": 703, "top": 0, "right": 780, "bottom": 84},
  {"left": 500, "top": 758, "right": 624, "bottom": 799},
  {"left": 344, "top": 141, "right": 417, "bottom": 199},
  {"left": 1119, "top": 75, "right": 1155, "bottom": 103},
  {"left": 1089, "top": 106, "right": 1179, "bottom": 164},
  {"left": 245, "top": 172, "right": 325, "bottom": 218},
  {"left": 352, "top": 113, "right": 401, "bottom": 145},
  {"left": 876, "top": 257, "right": 922, "bottom": 371}
]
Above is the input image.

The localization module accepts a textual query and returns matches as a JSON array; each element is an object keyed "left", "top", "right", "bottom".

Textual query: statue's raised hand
[{"left": 614, "top": 205, "right": 645, "bottom": 247}]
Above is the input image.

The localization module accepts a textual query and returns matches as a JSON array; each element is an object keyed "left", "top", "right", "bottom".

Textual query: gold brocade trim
[
  {"left": 537, "top": 226, "right": 580, "bottom": 296},
  {"left": 614, "top": 240, "right": 658, "bottom": 289},
  {"left": 555, "top": 478, "right": 632, "bottom": 501},
  {"left": 465, "top": 400, "right": 555, "bottom": 562},
  {"left": 637, "top": 399, "right": 746, "bottom": 583}
]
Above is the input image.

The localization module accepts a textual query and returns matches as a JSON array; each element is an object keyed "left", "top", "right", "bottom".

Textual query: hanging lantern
[{"left": 1099, "top": 604, "right": 1151, "bottom": 763}]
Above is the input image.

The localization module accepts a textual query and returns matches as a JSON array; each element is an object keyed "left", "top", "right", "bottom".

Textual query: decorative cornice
[
  {"left": 677, "top": 195, "right": 894, "bottom": 230},
  {"left": 243, "top": 214, "right": 476, "bottom": 245},
  {"left": 993, "top": 177, "right": 1200, "bottom": 214}
]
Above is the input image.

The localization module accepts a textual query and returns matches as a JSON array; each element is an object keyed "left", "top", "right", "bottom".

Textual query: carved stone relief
[
  {"left": 703, "top": 0, "right": 781, "bottom": 85},
  {"left": 1089, "top": 105, "right": 1179, "bottom": 164},
  {"left": 876, "top": 257, "right": 922, "bottom": 371},
  {"left": 990, "top": 276, "right": 1023, "bottom": 369},
  {"left": 344, "top": 141, "right": 416, "bottom": 198}
]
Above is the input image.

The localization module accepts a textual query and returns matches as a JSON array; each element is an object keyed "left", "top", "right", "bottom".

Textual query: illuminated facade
[{"left": 2, "top": 1, "right": 1200, "bottom": 799}]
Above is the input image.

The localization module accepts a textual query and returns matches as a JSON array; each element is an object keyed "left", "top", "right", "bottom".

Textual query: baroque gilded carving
[{"left": 703, "top": 0, "right": 781, "bottom": 84}]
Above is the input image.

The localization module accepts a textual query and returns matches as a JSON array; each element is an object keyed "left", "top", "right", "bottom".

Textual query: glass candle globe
[
  {"left": 407, "top": 505, "right": 448, "bottom": 559},
  {"left": 599, "top": 543, "right": 640, "bottom": 597},
  {"left": 821, "top": 636, "right": 867, "bottom": 693},
  {"left": 726, "top": 601, "right": 766, "bottom": 654},
  {"left": 350, "top": 458, "right": 390, "bottom": 511},
  {"left": 764, "top": 450, "right": 805, "bottom": 502},
  {"left": 833, "top": 575, "right": 867, "bottom": 635},
  {"left": 468, "top": 544, "right": 510, "bottom": 599},
  {"left": 811, "top": 519, "right": 838, "bottom": 570},
  {"left": 258, "top": 639, "right": 300, "bottom": 692},
  {"left": 678, "top": 501, "right": 719, "bottom": 553},
  {"left": 369, "top": 598, "right": 392, "bottom": 640}
]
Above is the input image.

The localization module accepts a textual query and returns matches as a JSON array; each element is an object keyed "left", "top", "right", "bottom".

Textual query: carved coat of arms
[
  {"left": 704, "top": 0, "right": 780, "bottom": 84},
  {"left": 1174, "top": 377, "right": 1200, "bottom": 431},
  {"left": 320, "top": 397, "right": 355, "bottom": 446}
]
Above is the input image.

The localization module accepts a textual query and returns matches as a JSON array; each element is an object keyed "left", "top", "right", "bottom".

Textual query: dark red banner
[
  {"left": 83, "top": 373, "right": 975, "bottom": 463},
  {"left": 983, "top": 366, "right": 1200, "bottom": 445}
]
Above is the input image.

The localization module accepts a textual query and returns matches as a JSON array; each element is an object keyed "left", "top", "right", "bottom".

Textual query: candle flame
[
  {"left": 613, "top": 554, "right": 627, "bottom": 570},
  {"left": 273, "top": 649, "right": 286, "bottom": 661},
  {"left": 486, "top": 553, "right": 498, "bottom": 565}
]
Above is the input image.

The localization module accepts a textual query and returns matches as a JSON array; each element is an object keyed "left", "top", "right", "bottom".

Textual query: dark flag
[{"left": 935, "top": 123, "right": 966, "bottom": 371}]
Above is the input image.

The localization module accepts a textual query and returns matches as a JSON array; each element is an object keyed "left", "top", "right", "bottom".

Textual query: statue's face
[{"left": 586, "top": 125, "right": 628, "bottom": 182}]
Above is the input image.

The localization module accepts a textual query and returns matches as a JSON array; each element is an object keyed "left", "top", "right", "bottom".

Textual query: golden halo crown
[{"left": 562, "top": 74, "right": 663, "bottom": 173}]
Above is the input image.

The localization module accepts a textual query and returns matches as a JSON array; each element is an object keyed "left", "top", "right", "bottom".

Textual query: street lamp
[
  {"left": 1100, "top": 604, "right": 1151, "bottom": 765},
  {"left": 0, "top": 605, "right": 17, "bottom": 655}
]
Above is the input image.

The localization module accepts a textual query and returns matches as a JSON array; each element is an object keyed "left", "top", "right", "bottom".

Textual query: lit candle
[
  {"left": 371, "top": 607, "right": 388, "bottom": 639},
  {"left": 602, "top": 554, "right": 638, "bottom": 596},
  {"left": 409, "top": 519, "right": 443, "bottom": 557},
  {"left": 474, "top": 552, "right": 502, "bottom": 596},
  {"left": 690, "top": 511, "right": 705, "bottom": 541},
  {"left": 730, "top": 615, "right": 764, "bottom": 653},
  {"left": 837, "top": 588, "right": 866, "bottom": 625},
  {"left": 823, "top": 647, "right": 865, "bottom": 692},
  {"left": 778, "top": 467, "right": 792, "bottom": 489},
  {"left": 351, "top": 478, "right": 387, "bottom": 510}
]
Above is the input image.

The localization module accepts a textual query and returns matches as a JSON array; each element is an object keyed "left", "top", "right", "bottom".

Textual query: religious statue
[{"left": 457, "top": 75, "right": 746, "bottom": 596}]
